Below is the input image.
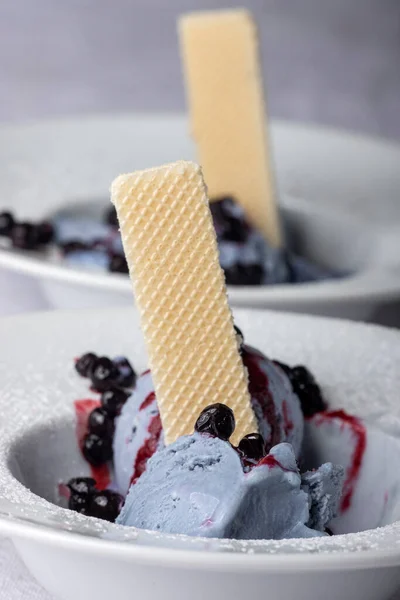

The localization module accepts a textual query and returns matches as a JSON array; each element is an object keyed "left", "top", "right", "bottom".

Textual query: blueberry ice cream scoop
[
  {"left": 117, "top": 432, "right": 343, "bottom": 539},
  {"left": 113, "top": 343, "right": 304, "bottom": 495},
  {"left": 43, "top": 196, "right": 339, "bottom": 285},
  {"left": 210, "top": 197, "right": 336, "bottom": 285}
]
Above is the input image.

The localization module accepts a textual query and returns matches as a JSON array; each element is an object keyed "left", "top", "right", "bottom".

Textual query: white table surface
[{"left": 1, "top": 0, "right": 400, "bottom": 597}]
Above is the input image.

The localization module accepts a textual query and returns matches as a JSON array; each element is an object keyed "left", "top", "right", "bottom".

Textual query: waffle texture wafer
[
  {"left": 179, "top": 9, "right": 282, "bottom": 247},
  {"left": 111, "top": 160, "right": 257, "bottom": 445}
]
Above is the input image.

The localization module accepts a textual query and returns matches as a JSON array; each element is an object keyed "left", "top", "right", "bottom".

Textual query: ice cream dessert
[
  {"left": 112, "top": 338, "right": 305, "bottom": 496},
  {"left": 55, "top": 197, "right": 337, "bottom": 284},
  {"left": 72, "top": 329, "right": 312, "bottom": 494},
  {"left": 61, "top": 159, "right": 350, "bottom": 542},
  {"left": 69, "top": 338, "right": 344, "bottom": 539},
  {"left": 0, "top": 199, "right": 338, "bottom": 286},
  {"left": 0, "top": 10, "right": 343, "bottom": 287},
  {"left": 209, "top": 197, "right": 336, "bottom": 285}
]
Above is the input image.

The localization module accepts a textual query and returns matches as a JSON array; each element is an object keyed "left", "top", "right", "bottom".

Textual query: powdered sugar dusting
[{"left": 1, "top": 307, "right": 400, "bottom": 556}]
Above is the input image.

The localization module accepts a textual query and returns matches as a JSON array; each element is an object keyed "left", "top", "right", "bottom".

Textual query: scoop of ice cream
[
  {"left": 117, "top": 434, "right": 343, "bottom": 539},
  {"left": 113, "top": 346, "right": 303, "bottom": 495},
  {"left": 52, "top": 198, "right": 337, "bottom": 285},
  {"left": 210, "top": 197, "right": 335, "bottom": 285}
]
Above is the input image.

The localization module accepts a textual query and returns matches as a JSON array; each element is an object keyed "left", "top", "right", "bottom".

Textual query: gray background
[
  {"left": 1, "top": 0, "right": 400, "bottom": 139},
  {"left": 1, "top": 1, "right": 400, "bottom": 598}
]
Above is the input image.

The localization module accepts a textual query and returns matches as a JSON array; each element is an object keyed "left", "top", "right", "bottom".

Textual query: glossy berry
[
  {"left": 0, "top": 211, "right": 14, "bottom": 236},
  {"left": 224, "top": 262, "right": 264, "bottom": 286},
  {"left": 101, "top": 388, "right": 130, "bottom": 417},
  {"left": 75, "top": 352, "right": 98, "bottom": 378},
  {"left": 11, "top": 222, "right": 40, "bottom": 250},
  {"left": 281, "top": 364, "right": 326, "bottom": 418},
  {"left": 89, "top": 490, "right": 123, "bottom": 522},
  {"left": 68, "top": 492, "right": 90, "bottom": 514},
  {"left": 113, "top": 356, "right": 136, "bottom": 388},
  {"left": 195, "top": 403, "right": 235, "bottom": 441},
  {"left": 90, "top": 356, "right": 119, "bottom": 392},
  {"left": 82, "top": 433, "right": 113, "bottom": 466},
  {"left": 108, "top": 253, "right": 129, "bottom": 274},
  {"left": 67, "top": 477, "right": 96, "bottom": 496},
  {"left": 210, "top": 197, "right": 249, "bottom": 243},
  {"left": 88, "top": 407, "right": 115, "bottom": 437},
  {"left": 105, "top": 205, "right": 119, "bottom": 228},
  {"left": 289, "top": 365, "right": 326, "bottom": 417},
  {"left": 238, "top": 433, "right": 266, "bottom": 461},
  {"left": 37, "top": 221, "right": 54, "bottom": 245},
  {"left": 67, "top": 477, "right": 96, "bottom": 515}
]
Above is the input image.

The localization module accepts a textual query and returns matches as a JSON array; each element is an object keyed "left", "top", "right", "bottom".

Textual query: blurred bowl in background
[{"left": 1, "top": 112, "right": 400, "bottom": 320}]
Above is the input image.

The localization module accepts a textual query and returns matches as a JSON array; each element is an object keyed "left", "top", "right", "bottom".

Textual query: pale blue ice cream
[
  {"left": 113, "top": 348, "right": 304, "bottom": 497},
  {"left": 117, "top": 433, "right": 343, "bottom": 539},
  {"left": 53, "top": 203, "right": 339, "bottom": 285}
]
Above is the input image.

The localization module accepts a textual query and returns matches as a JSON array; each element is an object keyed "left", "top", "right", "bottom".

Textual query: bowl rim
[
  {"left": 1, "top": 112, "right": 400, "bottom": 306},
  {"left": 1, "top": 230, "right": 400, "bottom": 307},
  {"left": 3, "top": 513, "right": 400, "bottom": 572}
]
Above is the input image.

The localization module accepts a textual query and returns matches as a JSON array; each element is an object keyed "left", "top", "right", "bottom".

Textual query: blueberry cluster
[
  {"left": 75, "top": 352, "right": 136, "bottom": 466},
  {"left": 274, "top": 361, "right": 326, "bottom": 417},
  {"left": 194, "top": 403, "right": 267, "bottom": 464},
  {"left": 0, "top": 210, "right": 54, "bottom": 250},
  {"left": 60, "top": 205, "right": 128, "bottom": 274},
  {"left": 67, "top": 477, "right": 123, "bottom": 522},
  {"left": 210, "top": 197, "right": 264, "bottom": 286}
]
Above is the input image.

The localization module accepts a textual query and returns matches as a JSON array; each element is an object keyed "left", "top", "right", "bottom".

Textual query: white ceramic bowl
[
  {"left": 1, "top": 113, "right": 400, "bottom": 320},
  {"left": 1, "top": 307, "right": 400, "bottom": 600}
]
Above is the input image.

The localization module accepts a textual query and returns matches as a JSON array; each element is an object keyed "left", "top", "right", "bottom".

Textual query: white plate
[
  {"left": 1, "top": 307, "right": 400, "bottom": 600},
  {"left": 1, "top": 113, "right": 400, "bottom": 320}
]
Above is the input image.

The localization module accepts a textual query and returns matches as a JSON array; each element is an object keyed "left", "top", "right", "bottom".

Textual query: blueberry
[
  {"left": 105, "top": 205, "right": 119, "bottom": 228},
  {"left": 67, "top": 477, "right": 96, "bottom": 515},
  {"left": 89, "top": 490, "right": 123, "bottom": 522},
  {"left": 67, "top": 477, "right": 96, "bottom": 496},
  {"left": 101, "top": 388, "right": 130, "bottom": 417},
  {"left": 282, "top": 364, "right": 327, "bottom": 417},
  {"left": 75, "top": 352, "right": 97, "bottom": 378},
  {"left": 0, "top": 211, "right": 15, "bottom": 236},
  {"left": 88, "top": 407, "right": 115, "bottom": 437},
  {"left": 195, "top": 403, "right": 235, "bottom": 440},
  {"left": 90, "top": 356, "right": 119, "bottom": 392},
  {"left": 82, "top": 433, "right": 113, "bottom": 466},
  {"left": 238, "top": 433, "right": 266, "bottom": 461},
  {"left": 113, "top": 356, "right": 136, "bottom": 388},
  {"left": 11, "top": 222, "right": 40, "bottom": 250},
  {"left": 108, "top": 253, "right": 129, "bottom": 274},
  {"left": 210, "top": 197, "right": 249, "bottom": 243},
  {"left": 224, "top": 262, "right": 264, "bottom": 286},
  {"left": 37, "top": 221, "right": 54, "bottom": 245},
  {"left": 68, "top": 492, "right": 90, "bottom": 514}
]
